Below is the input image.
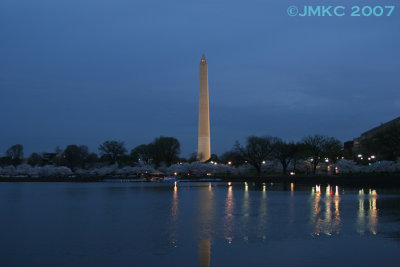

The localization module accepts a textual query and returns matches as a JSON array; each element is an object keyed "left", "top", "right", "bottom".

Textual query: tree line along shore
[{"left": 1, "top": 129, "right": 399, "bottom": 181}]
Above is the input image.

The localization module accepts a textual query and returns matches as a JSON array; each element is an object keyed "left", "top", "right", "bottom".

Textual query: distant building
[
  {"left": 344, "top": 116, "right": 400, "bottom": 154},
  {"left": 359, "top": 116, "right": 400, "bottom": 140},
  {"left": 343, "top": 140, "right": 355, "bottom": 152}
]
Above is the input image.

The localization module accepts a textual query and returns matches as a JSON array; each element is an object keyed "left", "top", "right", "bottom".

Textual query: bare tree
[
  {"left": 272, "top": 139, "right": 292, "bottom": 175},
  {"left": 302, "top": 135, "right": 342, "bottom": 174},
  {"left": 99, "top": 141, "right": 127, "bottom": 163},
  {"left": 235, "top": 136, "right": 277, "bottom": 176}
]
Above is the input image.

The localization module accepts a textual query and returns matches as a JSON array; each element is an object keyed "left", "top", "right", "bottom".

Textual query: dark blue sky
[{"left": 1, "top": 0, "right": 399, "bottom": 157}]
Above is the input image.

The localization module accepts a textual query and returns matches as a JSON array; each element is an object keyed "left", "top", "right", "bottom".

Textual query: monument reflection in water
[
  {"left": 1, "top": 182, "right": 398, "bottom": 266},
  {"left": 198, "top": 183, "right": 214, "bottom": 267},
  {"left": 168, "top": 182, "right": 384, "bottom": 267}
]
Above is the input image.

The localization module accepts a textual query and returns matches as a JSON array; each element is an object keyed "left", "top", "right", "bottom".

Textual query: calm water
[{"left": 0, "top": 182, "right": 399, "bottom": 266}]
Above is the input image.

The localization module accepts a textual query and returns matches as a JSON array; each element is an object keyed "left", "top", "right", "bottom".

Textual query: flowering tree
[
  {"left": 166, "top": 162, "right": 235, "bottom": 177},
  {"left": 0, "top": 165, "right": 16, "bottom": 176}
]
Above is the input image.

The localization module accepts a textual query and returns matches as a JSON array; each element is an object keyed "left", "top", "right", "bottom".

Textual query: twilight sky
[{"left": 1, "top": 0, "right": 399, "bottom": 157}]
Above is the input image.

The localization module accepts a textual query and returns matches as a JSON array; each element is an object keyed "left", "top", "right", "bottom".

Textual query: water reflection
[
  {"left": 0, "top": 182, "right": 395, "bottom": 266},
  {"left": 357, "top": 189, "right": 366, "bottom": 234},
  {"left": 357, "top": 189, "right": 378, "bottom": 235},
  {"left": 257, "top": 183, "right": 268, "bottom": 240},
  {"left": 241, "top": 183, "right": 250, "bottom": 242},
  {"left": 289, "top": 183, "right": 295, "bottom": 225},
  {"left": 224, "top": 185, "right": 234, "bottom": 244},
  {"left": 332, "top": 193, "right": 341, "bottom": 234},
  {"left": 369, "top": 190, "right": 378, "bottom": 235},
  {"left": 199, "top": 239, "right": 211, "bottom": 267},
  {"left": 197, "top": 185, "right": 215, "bottom": 267},
  {"left": 169, "top": 183, "right": 179, "bottom": 247},
  {"left": 311, "top": 186, "right": 322, "bottom": 235},
  {"left": 310, "top": 185, "right": 341, "bottom": 236},
  {"left": 166, "top": 182, "right": 382, "bottom": 266},
  {"left": 290, "top": 182, "right": 294, "bottom": 197}
]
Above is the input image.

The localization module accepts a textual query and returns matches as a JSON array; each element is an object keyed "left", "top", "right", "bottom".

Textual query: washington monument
[{"left": 198, "top": 54, "right": 211, "bottom": 162}]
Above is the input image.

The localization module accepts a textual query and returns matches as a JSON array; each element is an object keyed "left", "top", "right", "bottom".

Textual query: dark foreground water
[{"left": 1, "top": 182, "right": 400, "bottom": 266}]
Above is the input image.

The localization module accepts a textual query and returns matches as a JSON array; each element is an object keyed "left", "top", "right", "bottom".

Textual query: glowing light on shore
[
  {"left": 228, "top": 182, "right": 232, "bottom": 186},
  {"left": 335, "top": 186, "right": 339, "bottom": 196}
]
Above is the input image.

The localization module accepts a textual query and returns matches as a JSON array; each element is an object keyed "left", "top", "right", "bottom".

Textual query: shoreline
[{"left": 1, "top": 174, "right": 399, "bottom": 186}]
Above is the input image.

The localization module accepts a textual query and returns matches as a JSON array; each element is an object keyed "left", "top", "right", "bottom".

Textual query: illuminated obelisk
[{"left": 197, "top": 54, "right": 211, "bottom": 162}]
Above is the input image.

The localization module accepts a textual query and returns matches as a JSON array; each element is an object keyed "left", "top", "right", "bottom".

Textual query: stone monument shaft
[{"left": 198, "top": 54, "right": 211, "bottom": 162}]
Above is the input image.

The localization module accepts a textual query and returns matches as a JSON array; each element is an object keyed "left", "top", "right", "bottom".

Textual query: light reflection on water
[
  {"left": 169, "top": 184, "right": 179, "bottom": 247},
  {"left": 223, "top": 185, "right": 234, "bottom": 244},
  {"left": 357, "top": 189, "right": 378, "bottom": 235},
  {"left": 257, "top": 184, "right": 267, "bottom": 241},
  {"left": 369, "top": 190, "right": 378, "bottom": 235},
  {"left": 0, "top": 182, "right": 398, "bottom": 266},
  {"left": 310, "top": 185, "right": 342, "bottom": 236},
  {"left": 240, "top": 183, "right": 250, "bottom": 242},
  {"left": 197, "top": 185, "right": 214, "bottom": 267},
  {"left": 166, "top": 183, "right": 392, "bottom": 266}
]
